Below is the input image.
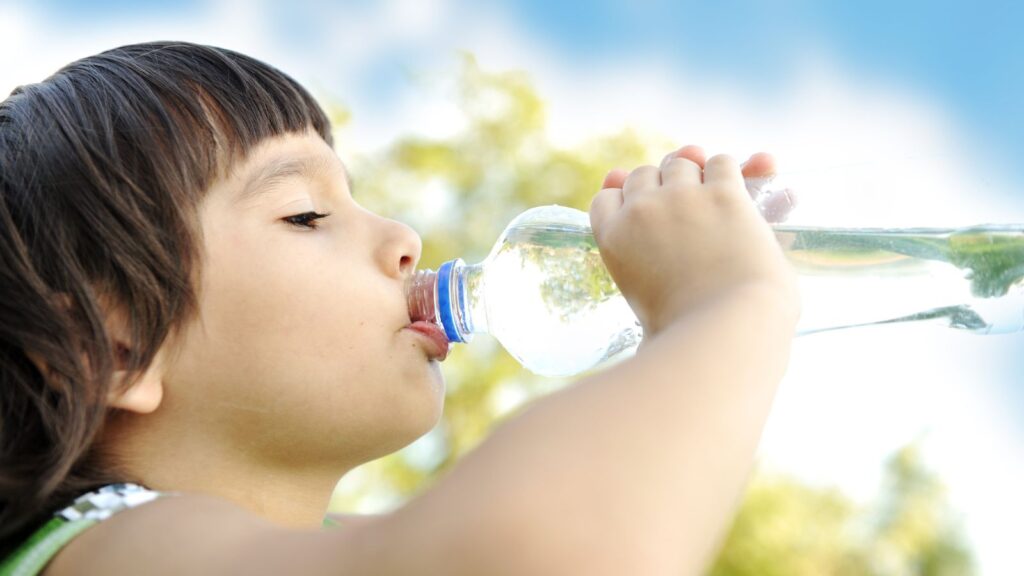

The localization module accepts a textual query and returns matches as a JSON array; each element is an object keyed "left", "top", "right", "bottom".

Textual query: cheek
[
  {"left": 205, "top": 239, "right": 369, "bottom": 363},
  {"left": 184, "top": 223, "right": 358, "bottom": 372}
]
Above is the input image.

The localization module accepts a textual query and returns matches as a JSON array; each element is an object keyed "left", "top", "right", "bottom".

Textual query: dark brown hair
[{"left": 0, "top": 41, "right": 333, "bottom": 554}]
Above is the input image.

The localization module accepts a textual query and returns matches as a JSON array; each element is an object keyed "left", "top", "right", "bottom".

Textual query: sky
[{"left": 2, "top": 0, "right": 1022, "bottom": 572}]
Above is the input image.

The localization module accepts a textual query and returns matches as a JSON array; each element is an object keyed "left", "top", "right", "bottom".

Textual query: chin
[
  {"left": 406, "top": 389, "right": 445, "bottom": 442},
  {"left": 376, "top": 388, "right": 445, "bottom": 456}
]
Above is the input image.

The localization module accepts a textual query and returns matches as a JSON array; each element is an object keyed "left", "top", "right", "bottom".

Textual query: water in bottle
[{"left": 407, "top": 205, "right": 1024, "bottom": 377}]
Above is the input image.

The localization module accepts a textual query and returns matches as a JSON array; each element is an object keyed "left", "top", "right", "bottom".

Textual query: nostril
[{"left": 399, "top": 254, "right": 413, "bottom": 274}]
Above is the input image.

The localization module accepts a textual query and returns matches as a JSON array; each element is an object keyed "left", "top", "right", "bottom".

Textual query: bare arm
[{"left": 373, "top": 285, "right": 798, "bottom": 575}]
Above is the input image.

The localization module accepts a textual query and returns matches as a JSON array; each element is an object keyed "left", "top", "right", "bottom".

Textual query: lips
[{"left": 406, "top": 321, "right": 450, "bottom": 361}]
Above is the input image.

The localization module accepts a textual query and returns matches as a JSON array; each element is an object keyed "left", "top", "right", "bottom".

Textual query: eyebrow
[{"left": 234, "top": 154, "right": 354, "bottom": 205}]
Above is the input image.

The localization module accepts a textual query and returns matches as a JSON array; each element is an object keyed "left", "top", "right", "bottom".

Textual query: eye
[{"left": 283, "top": 211, "right": 331, "bottom": 230}]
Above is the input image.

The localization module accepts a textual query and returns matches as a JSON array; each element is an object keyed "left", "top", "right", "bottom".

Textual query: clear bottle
[{"left": 406, "top": 205, "right": 1024, "bottom": 377}]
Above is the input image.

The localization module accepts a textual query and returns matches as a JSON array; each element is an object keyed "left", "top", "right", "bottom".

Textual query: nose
[{"left": 376, "top": 216, "right": 422, "bottom": 280}]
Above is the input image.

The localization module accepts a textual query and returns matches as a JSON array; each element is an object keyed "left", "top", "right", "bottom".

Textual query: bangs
[{"left": 53, "top": 41, "right": 334, "bottom": 199}]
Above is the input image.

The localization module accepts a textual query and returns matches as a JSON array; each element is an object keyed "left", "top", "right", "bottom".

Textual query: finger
[
  {"left": 621, "top": 165, "right": 660, "bottom": 201},
  {"left": 590, "top": 185, "right": 624, "bottom": 235},
  {"left": 741, "top": 152, "right": 778, "bottom": 199},
  {"left": 661, "top": 156, "right": 702, "bottom": 190},
  {"left": 757, "top": 188, "right": 799, "bottom": 222},
  {"left": 740, "top": 152, "right": 775, "bottom": 179},
  {"left": 661, "top": 145, "right": 707, "bottom": 172},
  {"left": 740, "top": 151, "right": 777, "bottom": 199},
  {"left": 703, "top": 154, "right": 743, "bottom": 188},
  {"left": 676, "top": 145, "right": 707, "bottom": 170},
  {"left": 602, "top": 168, "right": 629, "bottom": 190}
]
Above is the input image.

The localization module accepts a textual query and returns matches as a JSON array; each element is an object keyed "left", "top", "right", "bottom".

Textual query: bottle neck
[
  {"left": 455, "top": 261, "right": 487, "bottom": 337},
  {"left": 407, "top": 260, "right": 488, "bottom": 345},
  {"left": 436, "top": 259, "right": 487, "bottom": 343}
]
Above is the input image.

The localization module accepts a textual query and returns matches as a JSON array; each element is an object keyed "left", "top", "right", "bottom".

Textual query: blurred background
[{"left": 2, "top": 0, "right": 1022, "bottom": 573}]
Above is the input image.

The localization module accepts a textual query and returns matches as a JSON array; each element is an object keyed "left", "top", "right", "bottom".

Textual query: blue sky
[
  {"left": 508, "top": 0, "right": 1024, "bottom": 181},
  {"left": 2, "top": 0, "right": 1022, "bottom": 571},
  {"left": 21, "top": 0, "right": 1024, "bottom": 177}
]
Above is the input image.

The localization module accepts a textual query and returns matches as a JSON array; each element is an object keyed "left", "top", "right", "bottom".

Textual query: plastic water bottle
[{"left": 406, "top": 205, "right": 1024, "bottom": 377}]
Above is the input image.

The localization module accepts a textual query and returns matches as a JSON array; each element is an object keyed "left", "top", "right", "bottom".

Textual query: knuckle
[
  {"left": 706, "top": 153, "right": 737, "bottom": 168},
  {"left": 627, "top": 164, "right": 658, "bottom": 181},
  {"left": 625, "top": 193, "right": 662, "bottom": 221},
  {"left": 622, "top": 165, "right": 660, "bottom": 194},
  {"left": 663, "top": 156, "right": 698, "bottom": 171}
]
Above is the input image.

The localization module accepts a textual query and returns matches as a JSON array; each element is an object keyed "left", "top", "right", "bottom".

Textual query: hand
[
  {"left": 589, "top": 146, "right": 801, "bottom": 336},
  {"left": 605, "top": 146, "right": 799, "bottom": 223}
]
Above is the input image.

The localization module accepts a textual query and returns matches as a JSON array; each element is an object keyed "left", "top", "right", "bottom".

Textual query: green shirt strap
[
  {"left": 0, "top": 483, "right": 168, "bottom": 576},
  {"left": 0, "top": 517, "right": 97, "bottom": 576}
]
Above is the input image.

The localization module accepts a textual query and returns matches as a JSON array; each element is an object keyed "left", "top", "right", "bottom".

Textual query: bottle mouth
[
  {"left": 407, "top": 269, "right": 438, "bottom": 324},
  {"left": 406, "top": 260, "right": 470, "bottom": 344}
]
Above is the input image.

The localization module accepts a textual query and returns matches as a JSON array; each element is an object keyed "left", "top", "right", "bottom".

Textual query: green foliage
[
  {"left": 324, "top": 54, "right": 975, "bottom": 573},
  {"left": 862, "top": 445, "right": 976, "bottom": 575},
  {"left": 785, "top": 225, "right": 1024, "bottom": 298},
  {"left": 709, "top": 444, "right": 975, "bottom": 575},
  {"left": 710, "top": 476, "right": 867, "bottom": 576},
  {"left": 947, "top": 229, "right": 1024, "bottom": 298}
]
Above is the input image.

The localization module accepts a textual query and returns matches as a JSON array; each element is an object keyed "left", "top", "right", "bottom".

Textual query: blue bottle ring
[{"left": 437, "top": 259, "right": 465, "bottom": 343}]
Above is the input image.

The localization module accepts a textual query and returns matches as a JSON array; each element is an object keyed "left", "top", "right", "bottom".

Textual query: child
[{"left": 0, "top": 41, "right": 800, "bottom": 575}]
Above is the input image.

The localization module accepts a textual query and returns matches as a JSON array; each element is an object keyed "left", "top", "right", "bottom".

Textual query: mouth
[{"left": 404, "top": 321, "right": 451, "bottom": 361}]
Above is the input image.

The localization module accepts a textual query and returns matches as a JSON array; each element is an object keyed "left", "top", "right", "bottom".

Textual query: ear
[
  {"left": 26, "top": 292, "right": 169, "bottom": 414},
  {"left": 101, "top": 300, "right": 166, "bottom": 415},
  {"left": 106, "top": 346, "right": 165, "bottom": 414}
]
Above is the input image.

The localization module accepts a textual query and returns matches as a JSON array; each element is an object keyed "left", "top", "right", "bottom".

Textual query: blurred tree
[
  {"left": 860, "top": 444, "right": 975, "bottom": 576},
  {"left": 709, "top": 443, "right": 975, "bottom": 575},
  {"left": 321, "top": 55, "right": 975, "bottom": 574},
  {"left": 709, "top": 474, "right": 868, "bottom": 576}
]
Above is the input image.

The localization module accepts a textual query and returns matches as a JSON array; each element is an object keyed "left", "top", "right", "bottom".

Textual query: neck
[{"left": 100, "top": 409, "right": 353, "bottom": 529}]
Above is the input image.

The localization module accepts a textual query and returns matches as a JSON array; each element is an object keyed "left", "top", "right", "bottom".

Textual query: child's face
[{"left": 158, "top": 130, "right": 443, "bottom": 470}]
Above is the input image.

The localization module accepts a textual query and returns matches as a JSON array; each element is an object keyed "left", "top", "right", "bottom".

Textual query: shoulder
[
  {"left": 43, "top": 490, "right": 275, "bottom": 576},
  {"left": 36, "top": 486, "right": 582, "bottom": 576},
  {"left": 1, "top": 484, "right": 170, "bottom": 576},
  {"left": 43, "top": 495, "right": 424, "bottom": 576}
]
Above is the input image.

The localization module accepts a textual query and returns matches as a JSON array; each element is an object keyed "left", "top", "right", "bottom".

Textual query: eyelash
[{"left": 283, "top": 211, "right": 331, "bottom": 230}]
